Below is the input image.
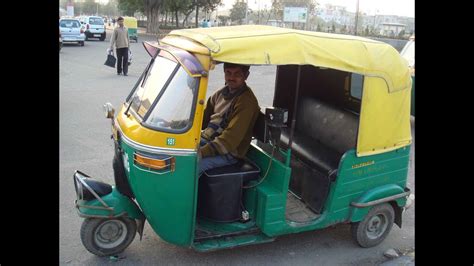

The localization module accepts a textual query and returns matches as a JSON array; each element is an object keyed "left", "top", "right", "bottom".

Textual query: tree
[
  {"left": 218, "top": 15, "right": 230, "bottom": 26},
  {"left": 331, "top": 23, "right": 335, "bottom": 33},
  {"left": 118, "top": 0, "right": 144, "bottom": 16},
  {"left": 365, "top": 25, "right": 369, "bottom": 36},
  {"left": 144, "top": 0, "right": 165, "bottom": 33},
  {"left": 83, "top": 0, "right": 98, "bottom": 15},
  {"left": 164, "top": 0, "right": 193, "bottom": 28},
  {"left": 230, "top": 1, "right": 247, "bottom": 25},
  {"left": 398, "top": 29, "right": 406, "bottom": 39},
  {"left": 341, "top": 24, "right": 347, "bottom": 33},
  {"left": 103, "top": 0, "right": 120, "bottom": 17}
]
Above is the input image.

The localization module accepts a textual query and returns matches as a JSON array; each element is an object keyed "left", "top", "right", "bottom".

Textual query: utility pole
[
  {"left": 354, "top": 0, "right": 359, "bottom": 35},
  {"left": 245, "top": 0, "right": 249, "bottom": 24}
]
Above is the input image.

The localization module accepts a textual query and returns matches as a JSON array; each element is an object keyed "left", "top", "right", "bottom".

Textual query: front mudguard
[
  {"left": 75, "top": 185, "right": 146, "bottom": 239},
  {"left": 74, "top": 171, "right": 146, "bottom": 240},
  {"left": 75, "top": 187, "right": 143, "bottom": 219}
]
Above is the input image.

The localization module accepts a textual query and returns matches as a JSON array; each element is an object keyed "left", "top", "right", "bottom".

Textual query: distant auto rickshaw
[
  {"left": 123, "top": 16, "right": 138, "bottom": 42},
  {"left": 73, "top": 25, "right": 413, "bottom": 256}
]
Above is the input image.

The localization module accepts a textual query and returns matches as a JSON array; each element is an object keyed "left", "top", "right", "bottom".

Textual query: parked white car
[
  {"left": 59, "top": 19, "right": 85, "bottom": 46},
  {"left": 79, "top": 16, "right": 106, "bottom": 41}
]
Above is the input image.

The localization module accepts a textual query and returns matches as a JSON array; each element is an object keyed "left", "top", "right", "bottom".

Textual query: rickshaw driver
[{"left": 197, "top": 63, "right": 260, "bottom": 175}]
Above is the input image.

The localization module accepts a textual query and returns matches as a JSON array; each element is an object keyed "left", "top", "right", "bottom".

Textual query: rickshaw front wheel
[
  {"left": 80, "top": 217, "right": 137, "bottom": 256},
  {"left": 351, "top": 203, "right": 395, "bottom": 248}
]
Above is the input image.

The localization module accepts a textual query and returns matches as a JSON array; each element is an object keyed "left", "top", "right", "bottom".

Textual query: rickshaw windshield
[{"left": 127, "top": 52, "right": 199, "bottom": 133}]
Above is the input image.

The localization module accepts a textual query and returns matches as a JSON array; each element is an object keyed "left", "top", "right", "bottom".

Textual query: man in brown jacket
[
  {"left": 198, "top": 63, "right": 260, "bottom": 175},
  {"left": 109, "top": 17, "right": 130, "bottom": 76}
]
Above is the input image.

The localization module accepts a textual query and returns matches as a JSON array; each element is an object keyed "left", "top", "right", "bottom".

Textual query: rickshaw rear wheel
[
  {"left": 351, "top": 203, "right": 395, "bottom": 248},
  {"left": 81, "top": 217, "right": 137, "bottom": 256}
]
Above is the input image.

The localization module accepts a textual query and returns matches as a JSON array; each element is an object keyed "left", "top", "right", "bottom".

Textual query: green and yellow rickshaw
[
  {"left": 123, "top": 16, "right": 138, "bottom": 42},
  {"left": 73, "top": 25, "right": 413, "bottom": 256}
]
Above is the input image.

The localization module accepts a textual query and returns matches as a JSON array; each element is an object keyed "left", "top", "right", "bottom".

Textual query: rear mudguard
[{"left": 349, "top": 184, "right": 410, "bottom": 228}]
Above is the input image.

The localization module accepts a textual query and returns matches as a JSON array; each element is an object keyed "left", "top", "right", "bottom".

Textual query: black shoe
[
  {"left": 117, "top": 73, "right": 122, "bottom": 75},
  {"left": 124, "top": 73, "right": 128, "bottom": 76}
]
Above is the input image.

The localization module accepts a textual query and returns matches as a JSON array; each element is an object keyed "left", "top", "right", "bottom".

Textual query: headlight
[{"left": 103, "top": 102, "right": 115, "bottom": 119}]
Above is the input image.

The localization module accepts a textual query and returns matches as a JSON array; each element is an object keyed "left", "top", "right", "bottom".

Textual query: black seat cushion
[
  {"left": 204, "top": 159, "right": 261, "bottom": 183},
  {"left": 82, "top": 179, "right": 113, "bottom": 201},
  {"left": 280, "top": 128, "right": 340, "bottom": 176}
]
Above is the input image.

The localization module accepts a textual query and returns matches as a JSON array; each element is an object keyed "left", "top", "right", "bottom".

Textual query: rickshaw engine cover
[{"left": 197, "top": 159, "right": 260, "bottom": 222}]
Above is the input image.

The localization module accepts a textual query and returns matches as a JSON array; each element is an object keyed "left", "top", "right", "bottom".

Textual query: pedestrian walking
[{"left": 109, "top": 17, "right": 130, "bottom": 76}]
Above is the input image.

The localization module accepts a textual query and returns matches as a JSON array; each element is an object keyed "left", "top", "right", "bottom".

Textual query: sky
[{"left": 219, "top": 0, "right": 415, "bottom": 17}]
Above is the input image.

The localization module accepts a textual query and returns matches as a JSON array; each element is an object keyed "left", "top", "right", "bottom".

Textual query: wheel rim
[
  {"left": 366, "top": 214, "right": 388, "bottom": 240},
  {"left": 94, "top": 219, "right": 128, "bottom": 249}
]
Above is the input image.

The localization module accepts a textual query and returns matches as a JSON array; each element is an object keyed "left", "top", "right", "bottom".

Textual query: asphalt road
[{"left": 60, "top": 30, "right": 415, "bottom": 265}]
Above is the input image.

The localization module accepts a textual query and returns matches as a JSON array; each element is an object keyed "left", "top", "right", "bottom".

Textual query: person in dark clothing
[{"left": 109, "top": 17, "right": 130, "bottom": 76}]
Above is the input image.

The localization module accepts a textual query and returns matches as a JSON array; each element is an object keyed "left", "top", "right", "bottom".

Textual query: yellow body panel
[
  {"left": 116, "top": 72, "right": 210, "bottom": 150},
  {"left": 160, "top": 35, "right": 211, "bottom": 55},
  {"left": 123, "top": 16, "right": 137, "bottom": 29}
]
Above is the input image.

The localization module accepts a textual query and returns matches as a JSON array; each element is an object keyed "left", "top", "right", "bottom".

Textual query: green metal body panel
[
  {"left": 244, "top": 144, "right": 410, "bottom": 237},
  {"left": 411, "top": 76, "right": 415, "bottom": 116},
  {"left": 193, "top": 232, "right": 275, "bottom": 252},
  {"left": 76, "top": 187, "right": 144, "bottom": 219},
  {"left": 121, "top": 141, "right": 199, "bottom": 247},
  {"left": 246, "top": 144, "right": 292, "bottom": 236},
  {"left": 325, "top": 146, "right": 410, "bottom": 224},
  {"left": 196, "top": 218, "right": 258, "bottom": 233},
  {"left": 128, "top": 28, "right": 137, "bottom": 39},
  {"left": 109, "top": 139, "right": 409, "bottom": 250}
]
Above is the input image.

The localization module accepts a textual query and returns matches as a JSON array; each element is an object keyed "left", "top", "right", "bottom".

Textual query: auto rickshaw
[
  {"left": 73, "top": 25, "right": 413, "bottom": 256},
  {"left": 123, "top": 16, "right": 138, "bottom": 42}
]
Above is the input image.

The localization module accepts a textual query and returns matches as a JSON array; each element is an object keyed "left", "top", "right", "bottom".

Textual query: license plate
[{"left": 94, "top": 34, "right": 101, "bottom": 37}]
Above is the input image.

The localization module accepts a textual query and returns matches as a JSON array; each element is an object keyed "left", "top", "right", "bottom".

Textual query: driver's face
[{"left": 224, "top": 67, "right": 248, "bottom": 90}]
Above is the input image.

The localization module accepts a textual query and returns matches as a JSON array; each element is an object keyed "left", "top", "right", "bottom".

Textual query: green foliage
[
  {"left": 230, "top": 1, "right": 248, "bottom": 24},
  {"left": 118, "top": 0, "right": 144, "bottom": 16}
]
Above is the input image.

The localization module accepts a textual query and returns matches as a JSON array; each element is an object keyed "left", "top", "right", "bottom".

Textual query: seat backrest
[
  {"left": 252, "top": 111, "right": 266, "bottom": 142},
  {"left": 296, "top": 98, "right": 358, "bottom": 155}
]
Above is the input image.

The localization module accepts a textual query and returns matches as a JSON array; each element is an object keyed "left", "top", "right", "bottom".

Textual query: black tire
[
  {"left": 80, "top": 41, "right": 85, "bottom": 46},
  {"left": 80, "top": 217, "right": 137, "bottom": 256},
  {"left": 100, "top": 37, "right": 105, "bottom": 41},
  {"left": 351, "top": 203, "right": 395, "bottom": 248}
]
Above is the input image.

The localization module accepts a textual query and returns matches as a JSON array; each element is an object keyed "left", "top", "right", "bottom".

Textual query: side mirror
[{"left": 103, "top": 103, "right": 115, "bottom": 119}]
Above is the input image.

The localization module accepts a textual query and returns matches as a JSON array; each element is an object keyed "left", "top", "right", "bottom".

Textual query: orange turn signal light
[{"left": 133, "top": 153, "right": 175, "bottom": 172}]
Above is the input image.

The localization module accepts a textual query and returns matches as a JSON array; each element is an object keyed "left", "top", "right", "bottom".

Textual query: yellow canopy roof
[
  {"left": 161, "top": 25, "right": 412, "bottom": 156},
  {"left": 163, "top": 25, "right": 411, "bottom": 93}
]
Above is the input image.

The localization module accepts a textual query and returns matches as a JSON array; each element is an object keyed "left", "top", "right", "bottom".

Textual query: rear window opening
[
  {"left": 89, "top": 18, "right": 104, "bottom": 25},
  {"left": 60, "top": 20, "right": 80, "bottom": 28}
]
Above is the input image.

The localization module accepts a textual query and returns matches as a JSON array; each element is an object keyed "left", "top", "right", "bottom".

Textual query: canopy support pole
[{"left": 287, "top": 65, "right": 302, "bottom": 166}]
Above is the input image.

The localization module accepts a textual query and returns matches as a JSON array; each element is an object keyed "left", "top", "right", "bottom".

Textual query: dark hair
[
  {"left": 117, "top": 16, "right": 124, "bottom": 21},
  {"left": 223, "top": 62, "right": 250, "bottom": 73}
]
